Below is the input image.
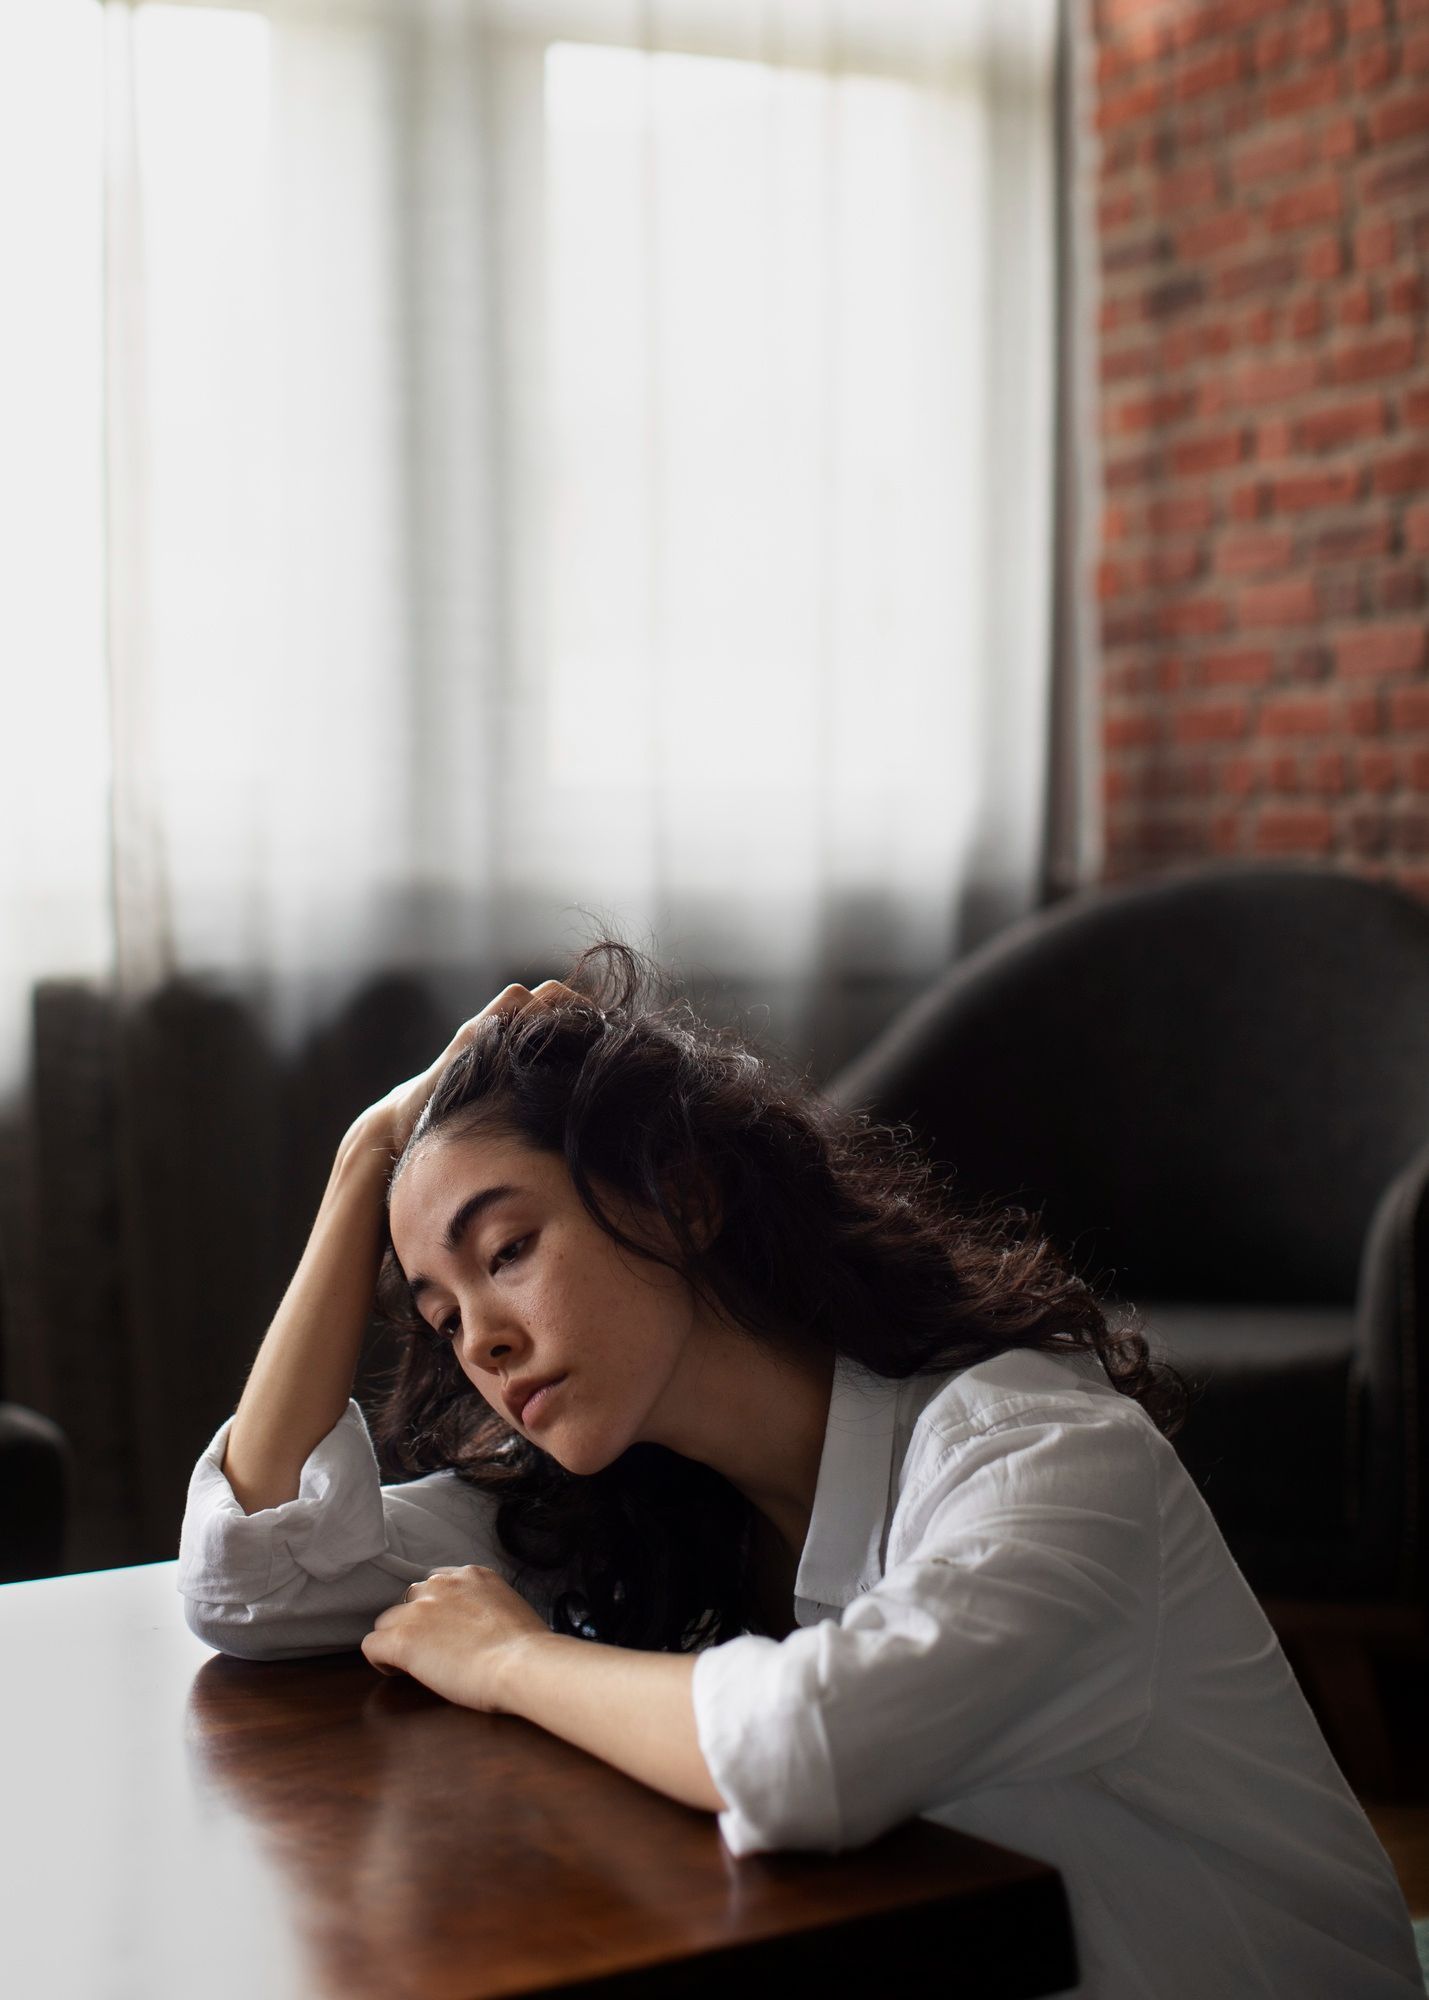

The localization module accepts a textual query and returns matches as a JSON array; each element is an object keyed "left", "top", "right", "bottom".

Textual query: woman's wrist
[
  {"left": 336, "top": 1110, "right": 400, "bottom": 1181},
  {"left": 493, "top": 1629, "right": 572, "bottom": 1718}
]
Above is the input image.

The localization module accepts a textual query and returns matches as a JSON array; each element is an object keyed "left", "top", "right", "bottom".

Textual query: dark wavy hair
[{"left": 367, "top": 936, "right": 1189, "bottom": 1655}]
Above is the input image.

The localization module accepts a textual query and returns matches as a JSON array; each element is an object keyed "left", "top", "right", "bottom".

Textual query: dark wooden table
[{"left": 0, "top": 1561, "right": 1078, "bottom": 1999}]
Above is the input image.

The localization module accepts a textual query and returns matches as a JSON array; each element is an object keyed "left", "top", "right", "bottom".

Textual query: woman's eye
[
  {"left": 490, "top": 1235, "right": 529, "bottom": 1277},
  {"left": 427, "top": 1238, "right": 528, "bottom": 1341}
]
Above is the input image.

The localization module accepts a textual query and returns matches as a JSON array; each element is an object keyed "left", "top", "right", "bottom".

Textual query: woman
[{"left": 178, "top": 940, "right": 1423, "bottom": 1998}]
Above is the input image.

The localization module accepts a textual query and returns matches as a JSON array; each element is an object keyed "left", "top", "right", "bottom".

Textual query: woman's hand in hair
[
  {"left": 361, "top": 1564, "right": 555, "bottom": 1714},
  {"left": 345, "top": 979, "right": 588, "bottom": 1158}
]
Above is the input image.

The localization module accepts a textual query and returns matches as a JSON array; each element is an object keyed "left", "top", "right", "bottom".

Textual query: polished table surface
[{"left": 0, "top": 1561, "right": 1078, "bottom": 1999}]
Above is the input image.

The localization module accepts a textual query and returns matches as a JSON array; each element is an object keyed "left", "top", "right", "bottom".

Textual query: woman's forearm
[
  {"left": 221, "top": 1123, "right": 394, "bottom": 1515},
  {"left": 498, "top": 1635, "right": 727, "bottom": 1816}
]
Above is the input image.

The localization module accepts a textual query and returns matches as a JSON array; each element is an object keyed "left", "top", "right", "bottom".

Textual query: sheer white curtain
[
  {"left": 3, "top": 0, "right": 1058, "bottom": 1087},
  {"left": 2, "top": 0, "right": 1061, "bottom": 1566}
]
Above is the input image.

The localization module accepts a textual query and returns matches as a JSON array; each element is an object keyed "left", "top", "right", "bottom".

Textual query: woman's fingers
[
  {"left": 425, "top": 980, "right": 584, "bottom": 1088},
  {"left": 486, "top": 977, "right": 579, "bottom": 1013},
  {"left": 534, "top": 978, "right": 588, "bottom": 1003},
  {"left": 469, "top": 978, "right": 587, "bottom": 1031},
  {"left": 351, "top": 979, "right": 593, "bottom": 1155},
  {"left": 467, "top": 982, "right": 533, "bottom": 1032},
  {"left": 442, "top": 984, "right": 534, "bottom": 1061}
]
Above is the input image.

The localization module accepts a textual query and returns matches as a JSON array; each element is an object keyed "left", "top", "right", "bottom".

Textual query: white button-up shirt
[{"left": 177, "top": 1346, "right": 1423, "bottom": 1998}]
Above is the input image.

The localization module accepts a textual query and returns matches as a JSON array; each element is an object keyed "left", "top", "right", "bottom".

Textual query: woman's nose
[{"left": 455, "top": 1304, "right": 520, "bottom": 1371}]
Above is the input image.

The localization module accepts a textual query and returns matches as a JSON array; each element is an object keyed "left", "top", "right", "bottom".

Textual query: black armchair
[
  {"left": 823, "top": 860, "right": 1429, "bottom": 1794},
  {"left": 0, "top": 1239, "right": 72, "bottom": 1583}
]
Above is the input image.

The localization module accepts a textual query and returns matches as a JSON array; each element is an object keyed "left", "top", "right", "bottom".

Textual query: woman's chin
[
  {"left": 551, "top": 1440, "right": 610, "bottom": 1477},
  {"left": 545, "top": 1418, "right": 628, "bottom": 1479}
]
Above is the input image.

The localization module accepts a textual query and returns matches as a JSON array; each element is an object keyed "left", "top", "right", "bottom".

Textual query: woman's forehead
[{"left": 390, "top": 1128, "right": 552, "bottom": 1232}]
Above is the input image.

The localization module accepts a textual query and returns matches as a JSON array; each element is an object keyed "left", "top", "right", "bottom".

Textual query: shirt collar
[{"left": 793, "top": 1350, "right": 903, "bottom": 1609}]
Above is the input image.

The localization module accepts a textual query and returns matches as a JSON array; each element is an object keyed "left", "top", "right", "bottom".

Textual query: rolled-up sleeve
[
  {"left": 692, "top": 1408, "right": 1163, "bottom": 1856},
  {"left": 177, "top": 1398, "right": 537, "bottom": 1660}
]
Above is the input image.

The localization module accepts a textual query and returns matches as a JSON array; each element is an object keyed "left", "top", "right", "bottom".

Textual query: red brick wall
[{"left": 1090, "top": 0, "right": 1429, "bottom": 897}]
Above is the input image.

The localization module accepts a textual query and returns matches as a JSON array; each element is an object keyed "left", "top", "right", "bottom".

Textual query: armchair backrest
[{"left": 824, "top": 862, "right": 1429, "bottom": 1306}]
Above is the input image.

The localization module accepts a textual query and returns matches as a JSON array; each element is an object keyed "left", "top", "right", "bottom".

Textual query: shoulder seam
[{"left": 916, "top": 1384, "right": 1151, "bottom": 1455}]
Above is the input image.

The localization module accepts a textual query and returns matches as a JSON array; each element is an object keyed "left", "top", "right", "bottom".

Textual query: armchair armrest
[
  {"left": 1354, "top": 1136, "right": 1429, "bottom": 1601},
  {"left": 0, "top": 1401, "right": 73, "bottom": 1582}
]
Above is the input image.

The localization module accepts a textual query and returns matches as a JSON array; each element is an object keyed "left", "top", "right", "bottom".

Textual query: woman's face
[{"left": 387, "top": 1124, "right": 700, "bottom": 1476}]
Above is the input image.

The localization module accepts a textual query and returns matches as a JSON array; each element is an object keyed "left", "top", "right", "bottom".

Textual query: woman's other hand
[
  {"left": 361, "top": 1565, "right": 555, "bottom": 1713},
  {"left": 347, "top": 979, "right": 589, "bottom": 1159}
]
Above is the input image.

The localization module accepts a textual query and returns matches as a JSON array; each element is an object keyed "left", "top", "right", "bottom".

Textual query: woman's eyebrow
[{"left": 407, "top": 1183, "right": 526, "bottom": 1302}]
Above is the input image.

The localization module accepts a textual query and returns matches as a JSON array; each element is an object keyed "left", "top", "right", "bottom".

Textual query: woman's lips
[{"left": 520, "top": 1376, "right": 566, "bottom": 1426}]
